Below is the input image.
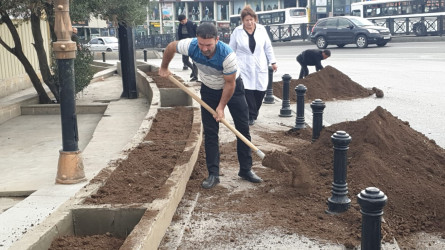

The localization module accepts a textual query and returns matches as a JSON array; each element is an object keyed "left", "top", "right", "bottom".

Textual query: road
[{"left": 272, "top": 41, "right": 445, "bottom": 148}]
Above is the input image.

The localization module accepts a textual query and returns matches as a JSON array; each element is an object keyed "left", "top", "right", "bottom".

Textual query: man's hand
[
  {"left": 214, "top": 106, "right": 225, "bottom": 122},
  {"left": 158, "top": 67, "right": 171, "bottom": 78}
]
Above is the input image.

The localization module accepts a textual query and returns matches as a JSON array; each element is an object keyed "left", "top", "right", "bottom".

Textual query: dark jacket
[
  {"left": 299, "top": 49, "right": 324, "bottom": 71},
  {"left": 178, "top": 20, "right": 197, "bottom": 40}
]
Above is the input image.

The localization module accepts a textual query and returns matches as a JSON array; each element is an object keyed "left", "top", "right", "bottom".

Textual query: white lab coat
[{"left": 229, "top": 23, "right": 276, "bottom": 91}]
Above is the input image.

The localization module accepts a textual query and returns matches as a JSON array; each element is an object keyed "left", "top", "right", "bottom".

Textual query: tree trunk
[
  {"left": 0, "top": 12, "right": 52, "bottom": 104},
  {"left": 30, "top": 11, "right": 60, "bottom": 102}
]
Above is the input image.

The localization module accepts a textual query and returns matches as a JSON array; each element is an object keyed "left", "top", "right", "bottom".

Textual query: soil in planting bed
[
  {"left": 272, "top": 65, "right": 376, "bottom": 103},
  {"left": 144, "top": 71, "right": 183, "bottom": 88},
  {"left": 49, "top": 107, "right": 194, "bottom": 249},
  {"left": 49, "top": 233, "right": 124, "bottom": 250},
  {"left": 84, "top": 106, "right": 194, "bottom": 205}
]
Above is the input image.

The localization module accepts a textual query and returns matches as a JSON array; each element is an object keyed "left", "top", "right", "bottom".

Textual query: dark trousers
[
  {"left": 296, "top": 54, "right": 309, "bottom": 79},
  {"left": 245, "top": 89, "right": 266, "bottom": 120},
  {"left": 182, "top": 55, "right": 198, "bottom": 78},
  {"left": 200, "top": 78, "right": 252, "bottom": 176}
]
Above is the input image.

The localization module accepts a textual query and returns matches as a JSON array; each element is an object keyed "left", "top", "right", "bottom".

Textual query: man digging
[{"left": 159, "top": 23, "right": 262, "bottom": 189}]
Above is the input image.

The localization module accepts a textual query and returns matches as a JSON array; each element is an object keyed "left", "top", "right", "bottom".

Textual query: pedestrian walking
[
  {"left": 177, "top": 14, "right": 199, "bottom": 81},
  {"left": 229, "top": 6, "right": 278, "bottom": 126},
  {"left": 159, "top": 23, "right": 262, "bottom": 189},
  {"left": 296, "top": 49, "right": 331, "bottom": 79}
]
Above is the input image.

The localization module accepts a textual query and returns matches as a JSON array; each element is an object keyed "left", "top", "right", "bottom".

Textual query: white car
[{"left": 86, "top": 37, "right": 119, "bottom": 52}]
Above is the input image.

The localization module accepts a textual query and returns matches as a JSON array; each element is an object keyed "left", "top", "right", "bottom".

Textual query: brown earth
[
  {"left": 273, "top": 65, "right": 375, "bottom": 103},
  {"left": 50, "top": 69, "right": 445, "bottom": 249}
]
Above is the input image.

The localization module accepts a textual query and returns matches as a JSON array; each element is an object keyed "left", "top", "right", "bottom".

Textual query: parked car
[
  {"left": 310, "top": 16, "right": 391, "bottom": 49},
  {"left": 86, "top": 37, "right": 119, "bottom": 52}
]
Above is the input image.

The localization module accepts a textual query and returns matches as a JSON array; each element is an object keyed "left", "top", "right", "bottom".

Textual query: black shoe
[
  {"left": 201, "top": 175, "right": 220, "bottom": 189},
  {"left": 238, "top": 171, "right": 262, "bottom": 183},
  {"left": 248, "top": 119, "right": 255, "bottom": 126},
  {"left": 190, "top": 77, "right": 198, "bottom": 81},
  {"left": 183, "top": 66, "right": 188, "bottom": 70}
]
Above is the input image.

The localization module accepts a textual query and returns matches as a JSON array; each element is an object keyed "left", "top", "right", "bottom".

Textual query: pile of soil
[
  {"left": 272, "top": 66, "right": 375, "bottom": 103},
  {"left": 172, "top": 106, "right": 445, "bottom": 249}
]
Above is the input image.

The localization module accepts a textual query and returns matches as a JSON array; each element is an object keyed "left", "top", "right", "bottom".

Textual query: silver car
[{"left": 86, "top": 37, "right": 119, "bottom": 52}]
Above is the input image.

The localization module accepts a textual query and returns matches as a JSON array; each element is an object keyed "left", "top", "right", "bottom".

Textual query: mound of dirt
[
  {"left": 303, "top": 106, "right": 445, "bottom": 241},
  {"left": 177, "top": 106, "right": 445, "bottom": 249},
  {"left": 273, "top": 66, "right": 375, "bottom": 102}
]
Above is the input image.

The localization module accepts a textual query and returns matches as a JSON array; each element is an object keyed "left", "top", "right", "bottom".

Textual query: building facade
[{"left": 141, "top": 0, "right": 304, "bottom": 36}]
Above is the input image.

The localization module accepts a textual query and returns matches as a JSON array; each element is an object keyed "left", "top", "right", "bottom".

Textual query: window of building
[
  {"left": 217, "top": 2, "right": 229, "bottom": 21},
  {"left": 202, "top": 3, "right": 214, "bottom": 21},
  {"left": 188, "top": 2, "right": 200, "bottom": 21}
]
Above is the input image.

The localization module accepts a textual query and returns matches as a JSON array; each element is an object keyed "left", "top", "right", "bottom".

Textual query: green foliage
[
  {"left": 51, "top": 48, "right": 94, "bottom": 94},
  {"left": 74, "top": 48, "right": 94, "bottom": 93}
]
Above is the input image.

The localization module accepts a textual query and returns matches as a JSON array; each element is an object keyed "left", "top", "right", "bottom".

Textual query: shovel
[{"left": 168, "top": 75, "right": 266, "bottom": 160}]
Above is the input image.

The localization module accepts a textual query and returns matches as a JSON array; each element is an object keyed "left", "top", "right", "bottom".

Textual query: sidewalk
[{"left": 0, "top": 68, "right": 150, "bottom": 248}]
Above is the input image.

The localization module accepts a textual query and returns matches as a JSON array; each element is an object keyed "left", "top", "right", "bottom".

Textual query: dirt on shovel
[{"left": 262, "top": 150, "right": 313, "bottom": 192}]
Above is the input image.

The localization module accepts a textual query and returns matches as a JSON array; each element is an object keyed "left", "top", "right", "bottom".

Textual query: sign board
[
  {"left": 317, "top": 7, "right": 327, "bottom": 13},
  {"left": 150, "top": 22, "right": 160, "bottom": 27}
]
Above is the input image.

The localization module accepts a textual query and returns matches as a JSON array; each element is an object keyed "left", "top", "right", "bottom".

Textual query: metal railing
[
  {"left": 133, "top": 15, "right": 444, "bottom": 50},
  {"left": 371, "top": 15, "right": 444, "bottom": 36},
  {"left": 134, "top": 34, "right": 176, "bottom": 50},
  {"left": 265, "top": 23, "right": 310, "bottom": 42}
]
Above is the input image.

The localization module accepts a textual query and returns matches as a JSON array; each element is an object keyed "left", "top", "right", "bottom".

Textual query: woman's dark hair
[
  {"left": 240, "top": 5, "right": 257, "bottom": 21},
  {"left": 196, "top": 22, "right": 218, "bottom": 39}
]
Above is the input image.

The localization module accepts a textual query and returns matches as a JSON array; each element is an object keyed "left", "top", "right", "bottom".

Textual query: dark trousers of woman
[
  {"left": 182, "top": 55, "right": 198, "bottom": 79},
  {"left": 296, "top": 54, "right": 309, "bottom": 79},
  {"left": 245, "top": 89, "right": 266, "bottom": 121},
  {"left": 200, "top": 77, "right": 252, "bottom": 177}
]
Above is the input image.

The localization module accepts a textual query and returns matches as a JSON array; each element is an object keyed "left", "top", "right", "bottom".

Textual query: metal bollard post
[
  {"left": 263, "top": 66, "right": 275, "bottom": 104},
  {"left": 102, "top": 52, "right": 106, "bottom": 62},
  {"left": 327, "top": 131, "right": 351, "bottom": 214},
  {"left": 293, "top": 84, "right": 307, "bottom": 130},
  {"left": 310, "top": 99, "right": 326, "bottom": 141},
  {"left": 357, "top": 187, "right": 388, "bottom": 250},
  {"left": 279, "top": 74, "right": 292, "bottom": 117},
  {"left": 143, "top": 49, "right": 147, "bottom": 62}
]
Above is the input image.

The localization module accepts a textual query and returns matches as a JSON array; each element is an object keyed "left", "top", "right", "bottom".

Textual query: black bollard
[
  {"left": 327, "top": 131, "right": 351, "bottom": 214},
  {"left": 357, "top": 187, "right": 388, "bottom": 250},
  {"left": 102, "top": 52, "right": 106, "bottom": 62},
  {"left": 143, "top": 49, "right": 147, "bottom": 62},
  {"left": 279, "top": 74, "right": 292, "bottom": 117},
  {"left": 263, "top": 66, "right": 275, "bottom": 104},
  {"left": 293, "top": 84, "right": 307, "bottom": 130},
  {"left": 310, "top": 99, "right": 326, "bottom": 141}
]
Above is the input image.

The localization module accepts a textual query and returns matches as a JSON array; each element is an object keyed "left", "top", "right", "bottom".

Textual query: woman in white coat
[{"left": 229, "top": 6, "right": 278, "bottom": 126}]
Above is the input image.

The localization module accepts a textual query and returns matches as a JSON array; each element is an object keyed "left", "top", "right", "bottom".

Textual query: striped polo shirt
[{"left": 177, "top": 38, "right": 238, "bottom": 90}]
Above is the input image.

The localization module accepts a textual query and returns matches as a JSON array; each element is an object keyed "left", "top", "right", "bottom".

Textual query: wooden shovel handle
[{"left": 168, "top": 75, "right": 265, "bottom": 159}]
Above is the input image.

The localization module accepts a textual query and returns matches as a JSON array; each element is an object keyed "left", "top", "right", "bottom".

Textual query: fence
[
  {"left": 133, "top": 16, "right": 443, "bottom": 50},
  {"left": 371, "top": 15, "right": 444, "bottom": 36}
]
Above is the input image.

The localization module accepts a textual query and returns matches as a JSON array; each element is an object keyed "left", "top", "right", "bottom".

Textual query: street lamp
[{"left": 53, "top": 0, "right": 86, "bottom": 184}]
